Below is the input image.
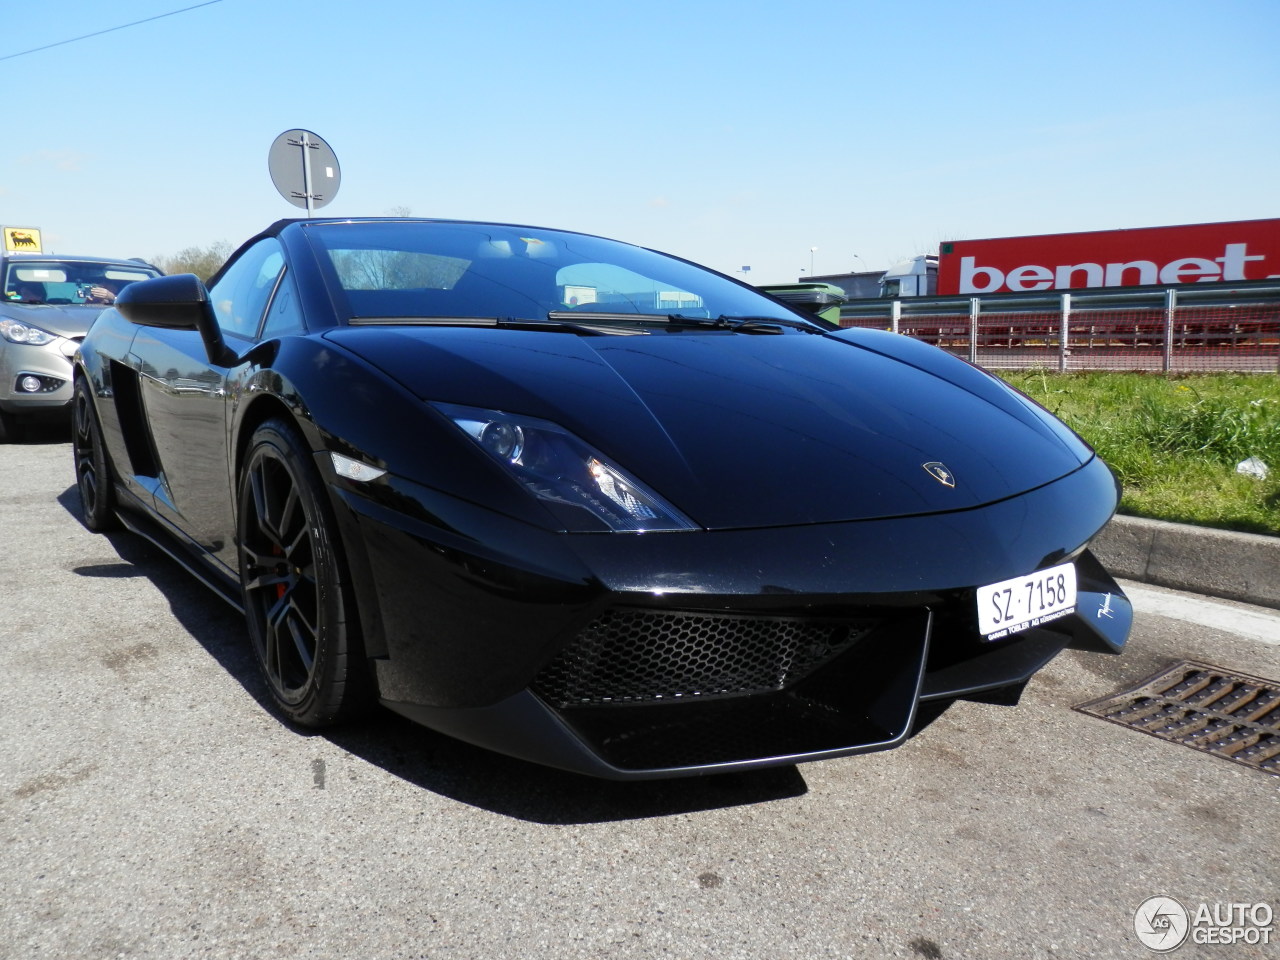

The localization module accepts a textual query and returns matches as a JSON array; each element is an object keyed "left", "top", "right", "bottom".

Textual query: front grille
[{"left": 532, "top": 608, "right": 879, "bottom": 708}]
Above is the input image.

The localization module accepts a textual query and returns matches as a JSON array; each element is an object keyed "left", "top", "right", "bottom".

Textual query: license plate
[{"left": 976, "top": 561, "right": 1077, "bottom": 641}]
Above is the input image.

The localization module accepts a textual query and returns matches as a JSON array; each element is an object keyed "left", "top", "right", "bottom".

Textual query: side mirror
[{"left": 115, "top": 274, "right": 236, "bottom": 366}]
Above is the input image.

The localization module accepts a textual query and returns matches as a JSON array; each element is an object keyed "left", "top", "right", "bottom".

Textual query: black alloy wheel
[
  {"left": 238, "top": 418, "right": 369, "bottom": 727},
  {"left": 72, "top": 378, "right": 118, "bottom": 531}
]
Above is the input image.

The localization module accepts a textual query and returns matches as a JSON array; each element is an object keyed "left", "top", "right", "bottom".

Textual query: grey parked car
[{"left": 1, "top": 252, "right": 161, "bottom": 440}]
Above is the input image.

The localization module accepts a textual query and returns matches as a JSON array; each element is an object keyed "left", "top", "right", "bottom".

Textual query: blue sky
[{"left": 3, "top": 0, "right": 1277, "bottom": 283}]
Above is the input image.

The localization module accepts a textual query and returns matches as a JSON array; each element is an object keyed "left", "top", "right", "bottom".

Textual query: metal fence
[{"left": 839, "top": 282, "right": 1280, "bottom": 373}]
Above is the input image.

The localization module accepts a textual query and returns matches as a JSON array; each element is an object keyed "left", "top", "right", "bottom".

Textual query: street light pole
[{"left": 809, "top": 246, "right": 817, "bottom": 278}]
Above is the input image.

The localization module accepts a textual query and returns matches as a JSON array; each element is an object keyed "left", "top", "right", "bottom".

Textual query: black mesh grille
[{"left": 532, "top": 608, "right": 879, "bottom": 708}]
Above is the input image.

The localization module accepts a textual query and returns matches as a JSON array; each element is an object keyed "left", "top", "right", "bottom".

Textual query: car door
[{"left": 130, "top": 239, "right": 287, "bottom": 575}]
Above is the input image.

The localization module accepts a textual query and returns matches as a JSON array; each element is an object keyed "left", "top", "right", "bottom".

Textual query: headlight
[
  {"left": 434, "top": 402, "right": 697, "bottom": 533},
  {"left": 0, "top": 318, "right": 59, "bottom": 346}
]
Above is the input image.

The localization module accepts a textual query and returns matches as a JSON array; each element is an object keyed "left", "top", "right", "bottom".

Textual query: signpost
[{"left": 268, "top": 129, "right": 341, "bottom": 216}]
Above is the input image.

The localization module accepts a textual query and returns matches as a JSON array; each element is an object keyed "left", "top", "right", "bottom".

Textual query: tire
[
  {"left": 0, "top": 409, "right": 24, "bottom": 443},
  {"left": 71, "top": 379, "right": 119, "bottom": 531},
  {"left": 237, "top": 418, "right": 370, "bottom": 727}
]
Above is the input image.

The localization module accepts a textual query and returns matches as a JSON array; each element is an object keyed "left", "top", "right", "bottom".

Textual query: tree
[
  {"left": 150, "top": 241, "right": 235, "bottom": 281},
  {"left": 329, "top": 248, "right": 466, "bottom": 290}
]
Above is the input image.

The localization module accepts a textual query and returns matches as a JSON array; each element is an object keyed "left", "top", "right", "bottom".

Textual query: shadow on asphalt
[
  {"left": 56, "top": 483, "right": 813, "bottom": 824},
  {"left": 325, "top": 714, "right": 811, "bottom": 824},
  {"left": 10, "top": 421, "right": 72, "bottom": 444}
]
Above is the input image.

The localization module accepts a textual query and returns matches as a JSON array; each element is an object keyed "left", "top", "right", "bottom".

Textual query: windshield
[
  {"left": 3, "top": 259, "right": 161, "bottom": 305},
  {"left": 304, "top": 221, "right": 815, "bottom": 326}
]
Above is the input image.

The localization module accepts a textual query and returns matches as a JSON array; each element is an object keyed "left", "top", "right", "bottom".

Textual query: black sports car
[{"left": 72, "top": 218, "right": 1131, "bottom": 779}]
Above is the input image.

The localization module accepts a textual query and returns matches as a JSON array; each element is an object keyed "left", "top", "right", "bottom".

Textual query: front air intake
[{"left": 532, "top": 608, "right": 881, "bottom": 707}]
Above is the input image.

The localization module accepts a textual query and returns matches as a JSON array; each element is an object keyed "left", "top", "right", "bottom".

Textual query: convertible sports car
[{"left": 73, "top": 217, "right": 1131, "bottom": 779}]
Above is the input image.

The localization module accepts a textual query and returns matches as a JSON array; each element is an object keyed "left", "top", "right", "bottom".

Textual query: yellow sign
[{"left": 3, "top": 226, "right": 42, "bottom": 253}]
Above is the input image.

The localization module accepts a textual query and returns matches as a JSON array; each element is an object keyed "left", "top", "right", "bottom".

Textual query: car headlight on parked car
[
  {"left": 0, "top": 317, "right": 59, "bottom": 346},
  {"left": 434, "top": 402, "right": 698, "bottom": 533}
]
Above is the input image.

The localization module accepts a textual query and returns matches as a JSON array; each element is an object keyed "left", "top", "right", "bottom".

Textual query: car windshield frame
[{"left": 299, "top": 220, "right": 828, "bottom": 332}]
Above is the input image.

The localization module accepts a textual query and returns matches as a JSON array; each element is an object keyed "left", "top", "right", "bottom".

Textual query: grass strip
[{"left": 998, "top": 371, "right": 1280, "bottom": 537}]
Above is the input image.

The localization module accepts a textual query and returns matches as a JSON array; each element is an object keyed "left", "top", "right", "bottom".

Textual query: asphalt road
[{"left": 3, "top": 428, "right": 1277, "bottom": 960}]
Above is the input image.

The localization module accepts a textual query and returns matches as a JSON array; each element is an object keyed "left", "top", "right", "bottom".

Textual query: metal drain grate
[{"left": 1074, "top": 660, "right": 1280, "bottom": 776}]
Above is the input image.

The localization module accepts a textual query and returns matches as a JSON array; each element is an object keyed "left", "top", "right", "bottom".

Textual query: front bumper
[
  {"left": 329, "top": 455, "right": 1131, "bottom": 779},
  {"left": 383, "top": 549, "right": 1127, "bottom": 780},
  {"left": 0, "top": 338, "right": 76, "bottom": 415}
]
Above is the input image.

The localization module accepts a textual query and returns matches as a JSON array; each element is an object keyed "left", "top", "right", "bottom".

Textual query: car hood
[
  {"left": 0, "top": 302, "right": 103, "bottom": 338},
  {"left": 324, "top": 326, "right": 1093, "bottom": 529}
]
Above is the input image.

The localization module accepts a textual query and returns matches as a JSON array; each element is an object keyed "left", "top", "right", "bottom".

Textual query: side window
[
  {"left": 209, "top": 239, "right": 286, "bottom": 339},
  {"left": 260, "top": 268, "right": 304, "bottom": 339}
]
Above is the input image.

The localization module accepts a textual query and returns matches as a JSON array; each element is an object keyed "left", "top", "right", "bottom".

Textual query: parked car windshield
[
  {"left": 302, "top": 221, "right": 812, "bottom": 325},
  {"left": 3, "top": 259, "right": 161, "bottom": 305}
]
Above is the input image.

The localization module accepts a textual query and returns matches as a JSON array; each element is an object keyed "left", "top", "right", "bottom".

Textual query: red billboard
[{"left": 937, "top": 218, "right": 1280, "bottom": 296}]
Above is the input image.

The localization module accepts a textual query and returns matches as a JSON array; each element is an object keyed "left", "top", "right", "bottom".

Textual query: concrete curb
[{"left": 1091, "top": 514, "right": 1280, "bottom": 611}]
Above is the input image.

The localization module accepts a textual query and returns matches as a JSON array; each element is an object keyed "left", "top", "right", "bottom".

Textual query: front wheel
[
  {"left": 237, "top": 418, "right": 371, "bottom": 726},
  {"left": 72, "top": 379, "right": 118, "bottom": 531}
]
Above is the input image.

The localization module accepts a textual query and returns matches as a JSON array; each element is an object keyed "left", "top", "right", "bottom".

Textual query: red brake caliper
[{"left": 272, "top": 544, "right": 286, "bottom": 600}]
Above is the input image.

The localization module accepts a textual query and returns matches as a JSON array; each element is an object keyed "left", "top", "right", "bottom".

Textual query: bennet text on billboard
[{"left": 938, "top": 219, "right": 1280, "bottom": 296}]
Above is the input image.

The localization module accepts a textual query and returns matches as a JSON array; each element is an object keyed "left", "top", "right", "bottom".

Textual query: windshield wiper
[
  {"left": 713, "top": 315, "right": 827, "bottom": 334},
  {"left": 543, "top": 311, "right": 657, "bottom": 334},
  {"left": 547, "top": 310, "right": 649, "bottom": 323},
  {"left": 505, "top": 316, "right": 650, "bottom": 335},
  {"left": 544, "top": 311, "right": 825, "bottom": 335},
  {"left": 348, "top": 315, "right": 645, "bottom": 335},
  {"left": 663, "top": 313, "right": 826, "bottom": 334},
  {"left": 548, "top": 311, "right": 746, "bottom": 332}
]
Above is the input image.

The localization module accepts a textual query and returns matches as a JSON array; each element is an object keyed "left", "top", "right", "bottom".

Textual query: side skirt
[{"left": 112, "top": 484, "right": 245, "bottom": 613}]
